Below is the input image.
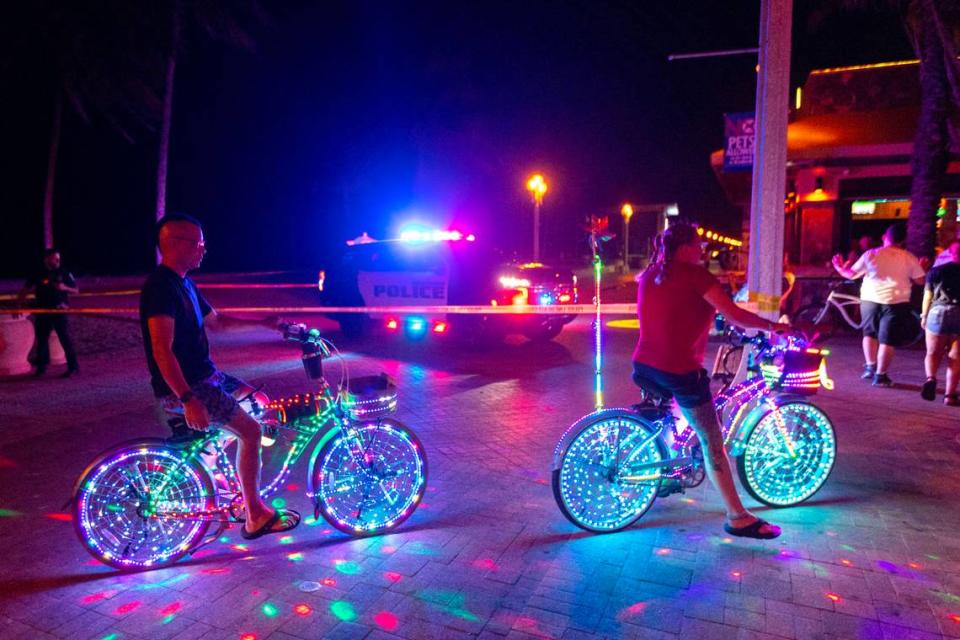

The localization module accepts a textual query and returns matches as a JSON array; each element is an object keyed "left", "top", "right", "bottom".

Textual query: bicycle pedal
[{"left": 657, "top": 480, "right": 684, "bottom": 498}]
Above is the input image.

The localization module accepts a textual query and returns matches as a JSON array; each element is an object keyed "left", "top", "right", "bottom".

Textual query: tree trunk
[
  {"left": 908, "top": 0, "right": 950, "bottom": 260},
  {"left": 156, "top": 2, "right": 180, "bottom": 262},
  {"left": 42, "top": 92, "right": 63, "bottom": 250}
]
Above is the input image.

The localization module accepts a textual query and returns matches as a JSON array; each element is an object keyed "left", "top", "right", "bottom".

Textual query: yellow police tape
[{"left": 5, "top": 303, "right": 639, "bottom": 316}]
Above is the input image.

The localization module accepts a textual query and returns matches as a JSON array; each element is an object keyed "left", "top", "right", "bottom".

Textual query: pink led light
[{"left": 159, "top": 602, "right": 182, "bottom": 616}]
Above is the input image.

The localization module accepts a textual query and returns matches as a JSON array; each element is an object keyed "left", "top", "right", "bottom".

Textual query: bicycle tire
[
  {"left": 312, "top": 419, "right": 427, "bottom": 536},
  {"left": 552, "top": 410, "right": 665, "bottom": 533},
  {"left": 73, "top": 439, "right": 215, "bottom": 570},
  {"left": 793, "top": 304, "right": 838, "bottom": 344},
  {"left": 736, "top": 402, "right": 836, "bottom": 507}
]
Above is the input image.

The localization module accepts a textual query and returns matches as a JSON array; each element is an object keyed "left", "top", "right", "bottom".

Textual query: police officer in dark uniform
[{"left": 18, "top": 249, "right": 80, "bottom": 377}]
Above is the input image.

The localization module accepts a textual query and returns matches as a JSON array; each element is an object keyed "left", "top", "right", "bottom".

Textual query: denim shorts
[
  {"left": 861, "top": 301, "right": 916, "bottom": 346},
  {"left": 157, "top": 371, "right": 247, "bottom": 435},
  {"left": 927, "top": 304, "right": 960, "bottom": 336},
  {"left": 632, "top": 362, "right": 713, "bottom": 409}
]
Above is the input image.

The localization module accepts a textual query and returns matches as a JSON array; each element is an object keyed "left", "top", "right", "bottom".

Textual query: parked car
[{"left": 319, "top": 230, "right": 578, "bottom": 342}]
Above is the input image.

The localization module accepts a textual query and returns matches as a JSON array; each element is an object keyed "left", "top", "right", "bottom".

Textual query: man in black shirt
[
  {"left": 18, "top": 249, "right": 80, "bottom": 377},
  {"left": 140, "top": 214, "right": 299, "bottom": 540}
]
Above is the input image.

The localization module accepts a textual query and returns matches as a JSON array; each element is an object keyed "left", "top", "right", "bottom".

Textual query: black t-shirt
[
  {"left": 926, "top": 262, "right": 960, "bottom": 305},
  {"left": 139, "top": 265, "right": 216, "bottom": 396},
  {"left": 26, "top": 267, "right": 76, "bottom": 308}
]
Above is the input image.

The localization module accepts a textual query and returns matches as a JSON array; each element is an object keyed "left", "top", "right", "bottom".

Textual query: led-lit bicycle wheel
[
  {"left": 313, "top": 419, "right": 427, "bottom": 536},
  {"left": 73, "top": 440, "right": 215, "bottom": 570},
  {"left": 737, "top": 402, "right": 836, "bottom": 507},
  {"left": 552, "top": 413, "right": 665, "bottom": 533}
]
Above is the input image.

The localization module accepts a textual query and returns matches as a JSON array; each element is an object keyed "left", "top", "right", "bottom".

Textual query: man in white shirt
[{"left": 832, "top": 224, "right": 925, "bottom": 387}]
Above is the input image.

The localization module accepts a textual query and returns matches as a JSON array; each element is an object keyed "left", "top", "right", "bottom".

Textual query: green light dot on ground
[
  {"left": 271, "top": 498, "right": 286, "bottom": 509},
  {"left": 334, "top": 560, "right": 361, "bottom": 575},
  {"left": 0, "top": 508, "right": 22, "bottom": 517},
  {"left": 262, "top": 602, "right": 279, "bottom": 618},
  {"left": 330, "top": 600, "right": 356, "bottom": 621}
]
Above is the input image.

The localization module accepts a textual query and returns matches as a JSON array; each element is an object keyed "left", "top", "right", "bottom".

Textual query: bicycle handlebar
[{"left": 279, "top": 322, "right": 331, "bottom": 356}]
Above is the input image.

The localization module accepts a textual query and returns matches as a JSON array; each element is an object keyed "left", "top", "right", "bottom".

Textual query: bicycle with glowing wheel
[
  {"left": 551, "top": 228, "right": 836, "bottom": 532},
  {"left": 72, "top": 323, "right": 427, "bottom": 570}
]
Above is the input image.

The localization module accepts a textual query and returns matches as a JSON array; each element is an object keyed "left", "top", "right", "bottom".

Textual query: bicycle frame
[
  {"left": 817, "top": 290, "right": 863, "bottom": 329},
  {"left": 144, "top": 380, "right": 358, "bottom": 525}
]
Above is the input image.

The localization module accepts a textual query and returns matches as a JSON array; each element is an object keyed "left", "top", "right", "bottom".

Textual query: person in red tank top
[{"left": 633, "top": 222, "right": 790, "bottom": 540}]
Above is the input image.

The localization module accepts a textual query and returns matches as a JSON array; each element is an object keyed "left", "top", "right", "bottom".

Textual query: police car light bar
[{"left": 398, "top": 228, "right": 475, "bottom": 243}]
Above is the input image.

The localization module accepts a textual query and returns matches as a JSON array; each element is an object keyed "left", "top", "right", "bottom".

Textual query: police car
[{"left": 319, "top": 229, "right": 578, "bottom": 341}]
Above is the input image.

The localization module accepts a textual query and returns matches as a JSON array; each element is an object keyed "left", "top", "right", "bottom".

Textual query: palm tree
[
  {"left": 2, "top": 3, "right": 163, "bottom": 250},
  {"left": 813, "top": 1, "right": 960, "bottom": 260},
  {"left": 906, "top": 0, "right": 960, "bottom": 260},
  {"left": 152, "top": 1, "right": 265, "bottom": 229}
]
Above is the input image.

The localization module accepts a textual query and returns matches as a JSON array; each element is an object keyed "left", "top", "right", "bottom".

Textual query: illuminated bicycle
[
  {"left": 552, "top": 329, "right": 837, "bottom": 533},
  {"left": 72, "top": 324, "right": 427, "bottom": 570}
]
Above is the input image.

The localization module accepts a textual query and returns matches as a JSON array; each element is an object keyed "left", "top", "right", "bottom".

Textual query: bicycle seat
[{"left": 631, "top": 371, "right": 674, "bottom": 405}]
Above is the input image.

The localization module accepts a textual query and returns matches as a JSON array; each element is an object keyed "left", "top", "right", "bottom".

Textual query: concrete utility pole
[{"left": 747, "top": 0, "right": 793, "bottom": 319}]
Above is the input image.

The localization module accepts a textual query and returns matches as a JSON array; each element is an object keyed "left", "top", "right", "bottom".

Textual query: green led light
[{"left": 262, "top": 602, "right": 279, "bottom": 618}]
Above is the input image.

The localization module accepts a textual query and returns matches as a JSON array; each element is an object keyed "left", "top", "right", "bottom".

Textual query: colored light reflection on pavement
[
  {"left": 617, "top": 601, "right": 648, "bottom": 621},
  {"left": 0, "top": 508, "right": 21, "bottom": 517},
  {"left": 373, "top": 611, "right": 399, "bottom": 631},
  {"left": 334, "top": 559, "right": 361, "bottom": 574},
  {"left": 262, "top": 602, "right": 279, "bottom": 618},
  {"left": 322, "top": 577, "right": 337, "bottom": 586},
  {"left": 294, "top": 603, "right": 312, "bottom": 616},
  {"left": 287, "top": 552, "right": 304, "bottom": 562},
  {"left": 331, "top": 600, "right": 357, "bottom": 621},
  {"left": 45, "top": 512, "right": 72, "bottom": 522},
  {"left": 825, "top": 592, "right": 841, "bottom": 603},
  {"left": 384, "top": 571, "right": 403, "bottom": 582},
  {"left": 417, "top": 591, "right": 479, "bottom": 622},
  {"left": 114, "top": 600, "right": 142, "bottom": 614}
]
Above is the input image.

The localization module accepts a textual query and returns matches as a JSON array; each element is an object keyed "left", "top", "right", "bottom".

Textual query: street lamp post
[
  {"left": 620, "top": 203, "right": 633, "bottom": 273},
  {"left": 526, "top": 174, "right": 547, "bottom": 261}
]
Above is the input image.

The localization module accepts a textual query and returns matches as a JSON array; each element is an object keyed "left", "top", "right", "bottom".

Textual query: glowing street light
[
  {"left": 621, "top": 203, "right": 634, "bottom": 273},
  {"left": 526, "top": 174, "right": 548, "bottom": 261}
]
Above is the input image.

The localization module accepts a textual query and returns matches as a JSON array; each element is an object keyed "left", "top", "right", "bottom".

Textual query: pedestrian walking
[
  {"left": 831, "top": 223, "right": 925, "bottom": 387},
  {"left": 920, "top": 239, "right": 960, "bottom": 405},
  {"left": 17, "top": 248, "right": 80, "bottom": 377}
]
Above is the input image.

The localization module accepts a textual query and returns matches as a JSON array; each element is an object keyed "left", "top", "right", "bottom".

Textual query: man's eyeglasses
[{"left": 171, "top": 236, "right": 206, "bottom": 249}]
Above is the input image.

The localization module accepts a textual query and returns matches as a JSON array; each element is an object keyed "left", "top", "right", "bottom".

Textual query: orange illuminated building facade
[{"left": 712, "top": 60, "right": 960, "bottom": 267}]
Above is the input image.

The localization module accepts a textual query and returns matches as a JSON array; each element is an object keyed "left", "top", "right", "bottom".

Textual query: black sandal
[
  {"left": 724, "top": 518, "right": 781, "bottom": 540},
  {"left": 240, "top": 509, "right": 301, "bottom": 540},
  {"left": 921, "top": 378, "right": 937, "bottom": 402}
]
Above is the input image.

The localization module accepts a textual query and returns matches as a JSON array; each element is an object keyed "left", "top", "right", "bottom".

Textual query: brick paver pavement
[{"left": 1, "top": 317, "right": 959, "bottom": 640}]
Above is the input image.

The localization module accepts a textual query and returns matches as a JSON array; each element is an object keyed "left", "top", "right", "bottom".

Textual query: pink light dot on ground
[
  {"left": 373, "top": 611, "right": 399, "bottom": 631},
  {"left": 45, "top": 512, "right": 72, "bottom": 522},
  {"left": 114, "top": 601, "right": 142, "bottom": 615}
]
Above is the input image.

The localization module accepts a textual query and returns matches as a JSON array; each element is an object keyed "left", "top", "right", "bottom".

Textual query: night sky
[{"left": 1, "top": 1, "right": 913, "bottom": 277}]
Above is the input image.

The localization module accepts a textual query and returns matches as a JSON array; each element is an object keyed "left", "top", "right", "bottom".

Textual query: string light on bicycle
[
  {"left": 71, "top": 324, "right": 428, "bottom": 570},
  {"left": 551, "top": 237, "right": 837, "bottom": 532}
]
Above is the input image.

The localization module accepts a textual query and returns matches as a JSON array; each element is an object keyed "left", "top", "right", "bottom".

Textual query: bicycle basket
[
  {"left": 759, "top": 349, "right": 828, "bottom": 395},
  {"left": 341, "top": 373, "right": 398, "bottom": 421}
]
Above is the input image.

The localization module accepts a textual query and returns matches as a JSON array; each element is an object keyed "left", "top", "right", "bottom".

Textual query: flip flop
[
  {"left": 724, "top": 518, "right": 781, "bottom": 540},
  {"left": 240, "top": 509, "right": 301, "bottom": 540},
  {"left": 921, "top": 378, "right": 937, "bottom": 401}
]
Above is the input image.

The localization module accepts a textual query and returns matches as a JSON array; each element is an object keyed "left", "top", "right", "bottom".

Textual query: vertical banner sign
[{"left": 723, "top": 112, "right": 756, "bottom": 172}]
